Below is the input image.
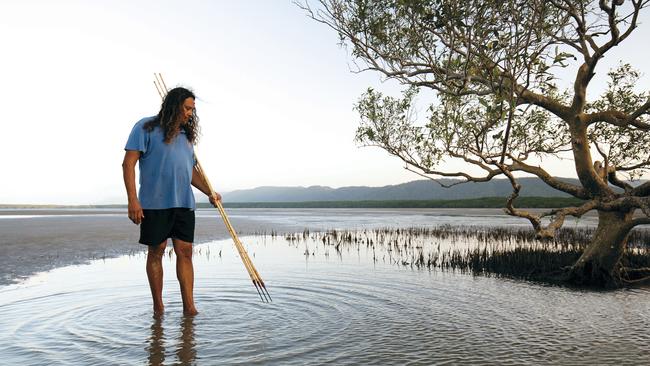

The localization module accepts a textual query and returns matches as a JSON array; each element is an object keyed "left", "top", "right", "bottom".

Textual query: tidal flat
[{"left": 1, "top": 208, "right": 648, "bottom": 365}]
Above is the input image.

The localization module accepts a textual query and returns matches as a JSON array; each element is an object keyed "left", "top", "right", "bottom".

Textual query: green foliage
[
  {"left": 303, "top": 0, "right": 650, "bottom": 250},
  {"left": 305, "top": 0, "right": 650, "bottom": 183},
  {"left": 355, "top": 87, "right": 445, "bottom": 168},
  {"left": 355, "top": 87, "right": 571, "bottom": 171},
  {"left": 328, "top": 0, "right": 596, "bottom": 175},
  {"left": 326, "top": 0, "right": 575, "bottom": 95},
  {"left": 587, "top": 63, "right": 650, "bottom": 179}
]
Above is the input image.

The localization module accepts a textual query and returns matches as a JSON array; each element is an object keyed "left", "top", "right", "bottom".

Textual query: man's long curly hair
[{"left": 144, "top": 87, "right": 200, "bottom": 144}]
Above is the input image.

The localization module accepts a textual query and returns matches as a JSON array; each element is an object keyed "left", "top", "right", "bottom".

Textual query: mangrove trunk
[{"left": 568, "top": 210, "right": 634, "bottom": 287}]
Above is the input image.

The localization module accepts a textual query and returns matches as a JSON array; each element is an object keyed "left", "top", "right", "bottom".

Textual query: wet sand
[
  {"left": 2, "top": 207, "right": 626, "bottom": 287},
  {"left": 0, "top": 209, "right": 293, "bottom": 286}
]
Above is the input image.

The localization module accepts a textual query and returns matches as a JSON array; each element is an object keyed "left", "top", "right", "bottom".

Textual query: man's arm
[
  {"left": 191, "top": 165, "right": 222, "bottom": 207},
  {"left": 122, "top": 150, "right": 144, "bottom": 224}
]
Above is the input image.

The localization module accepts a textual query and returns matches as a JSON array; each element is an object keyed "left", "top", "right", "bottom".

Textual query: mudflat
[{"left": 0, "top": 209, "right": 291, "bottom": 286}]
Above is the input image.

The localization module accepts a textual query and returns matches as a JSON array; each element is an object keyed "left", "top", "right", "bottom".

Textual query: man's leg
[
  {"left": 172, "top": 239, "right": 197, "bottom": 316},
  {"left": 147, "top": 241, "right": 167, "bottom": 315}
]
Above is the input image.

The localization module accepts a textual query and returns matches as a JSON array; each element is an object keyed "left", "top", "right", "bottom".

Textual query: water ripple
[{"left": 1, "top": 236, "right": 649, "bottom": 365}]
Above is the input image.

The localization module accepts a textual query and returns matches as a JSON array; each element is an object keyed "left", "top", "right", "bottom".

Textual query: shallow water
[
  {"left": 0, "top": 207, "right": 600, "bottom": 227},
  {"left": 211, "top": 207, "right": 600, "bottom": 230},
  {"left": 1, "top": 233, "right": 649, "bottom": 365}
]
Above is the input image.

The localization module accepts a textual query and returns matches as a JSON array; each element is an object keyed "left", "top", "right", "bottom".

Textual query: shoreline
[
  {"left": 0, "top": 206, "right": 599, "bottom": 217},
  {"left": 0, "top": 212, "right": 295, "bottom": 287},
  {"left": 0, "top": 196, "right": 586, "bottom": 210},
  {"left": 2, "top": 207, "right": 643, "bottom": 288}
]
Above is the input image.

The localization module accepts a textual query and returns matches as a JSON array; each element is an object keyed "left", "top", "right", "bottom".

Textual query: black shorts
[{"left": 139, "top": 208, "right": 195, "bottom": 246}]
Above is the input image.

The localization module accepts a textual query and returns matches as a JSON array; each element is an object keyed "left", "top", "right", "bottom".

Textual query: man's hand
[
  {"left": 128, "top": 199, "right": 145, "bottom": 225},
  {"left": 209, "top": 192, "right": 222, "bottom": 207}
]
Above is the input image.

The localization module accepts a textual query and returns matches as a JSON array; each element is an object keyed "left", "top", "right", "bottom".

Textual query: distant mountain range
[{"left": 221, "top": 177, "right": 586, "bottom": 202}]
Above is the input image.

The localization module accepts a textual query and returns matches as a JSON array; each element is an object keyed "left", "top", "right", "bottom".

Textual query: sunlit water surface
[{"left": 1, "top": 232, "right": 649, "bottom": 365}]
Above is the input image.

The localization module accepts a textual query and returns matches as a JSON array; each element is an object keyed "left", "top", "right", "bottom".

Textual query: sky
[{"left": 1, "top": 1, "right": 649, "bottom": 205}]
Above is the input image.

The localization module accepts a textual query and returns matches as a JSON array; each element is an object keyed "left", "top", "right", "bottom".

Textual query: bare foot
[
  {"left": 183, "top": 308, "right": 198, "bottom": 316},
  {"left": 153, "top": 306, "right": 165, "bottom": 317}
]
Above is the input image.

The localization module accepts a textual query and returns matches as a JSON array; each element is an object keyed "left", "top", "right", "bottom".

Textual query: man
[{"left": 122, "top": 87, "right": 220, "bottom": 316}]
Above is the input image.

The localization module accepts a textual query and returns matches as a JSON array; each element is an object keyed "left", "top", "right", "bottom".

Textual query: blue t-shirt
[{"left": 124, "top": 116, "right": 196, "bottom": 210}]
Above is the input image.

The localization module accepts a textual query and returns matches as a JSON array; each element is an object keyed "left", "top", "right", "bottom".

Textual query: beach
[
  {"left": 0, "top": 206, "right": 607, "bottom": 287},
  {"left": 0, "top": 209, "right": 291, "bottom": 286}
]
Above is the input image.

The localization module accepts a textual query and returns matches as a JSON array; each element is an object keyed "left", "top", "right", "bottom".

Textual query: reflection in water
[
  {"left": 147, "top": 315, "right": 196, "bottom": 366},
  {"left": 147, "top": 316, "right": 165, "bottom": 366},
  {"left": 1, "top": 234, "right": 650, "bottom": 365},
  {"left": 176, "top": 316, "right": 197, "bottom": 364}
]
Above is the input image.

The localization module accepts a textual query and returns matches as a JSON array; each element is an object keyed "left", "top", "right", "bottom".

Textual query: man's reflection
[
  {"left": 146, "top": 316, "right": 165, "bottom": 366},
  {"left": 146, "top": 315, "right": 196, "bottom": 366},
  {"left": 176, "top": 315, "right": 197, "bottom": 364}
]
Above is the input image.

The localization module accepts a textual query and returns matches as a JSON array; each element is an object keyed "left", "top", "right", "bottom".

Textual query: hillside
[{"left": 221, "top": 177, "right": 582, "bottom": 202}]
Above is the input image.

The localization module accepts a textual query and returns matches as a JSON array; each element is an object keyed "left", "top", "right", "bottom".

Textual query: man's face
[{"left": 180, "top": 97, "right": 196, "bottom": 125}]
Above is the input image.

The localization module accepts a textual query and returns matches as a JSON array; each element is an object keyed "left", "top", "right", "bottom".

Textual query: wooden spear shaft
[
  {"left": 153, "top": 73, "right": 271, "bottom": 302},
  {"left": 195, "top": 159, "right": 271, "bottom": 302}
]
